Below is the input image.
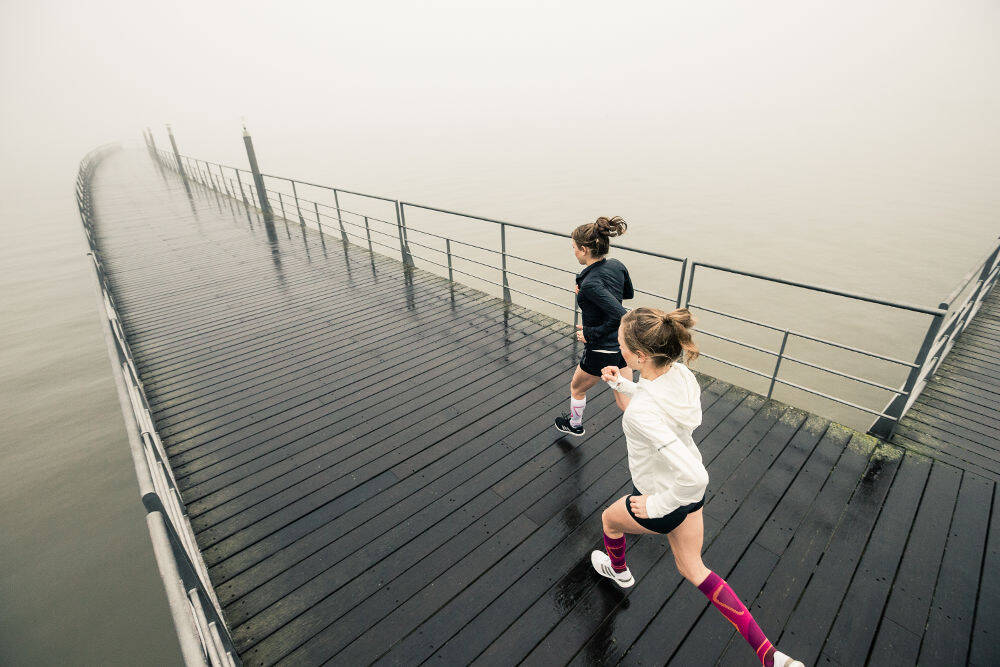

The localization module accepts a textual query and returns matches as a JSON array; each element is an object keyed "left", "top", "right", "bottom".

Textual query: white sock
[{"left": 569, "top": 397, "right": 586, "bottom": 427}]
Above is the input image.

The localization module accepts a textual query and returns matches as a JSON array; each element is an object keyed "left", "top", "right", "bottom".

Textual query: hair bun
[
  {"left": 594, "top": 216, "right": 627, "bottom": 239},
  {"left": 667, "top": 308, "right": 695, "bottom": 330}
]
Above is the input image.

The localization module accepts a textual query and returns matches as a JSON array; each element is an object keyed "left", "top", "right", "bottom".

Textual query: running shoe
[
  {"left": 773, "top": 651, "right": 805, "bottom": 667},
  {"left": 554, "top": 415, "right": 585, "bottom": 437},
  {"left": 590, "top": 550, "right": 634, "bottom": 588}
]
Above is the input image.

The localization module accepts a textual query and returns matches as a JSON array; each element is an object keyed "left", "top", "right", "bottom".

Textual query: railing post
[
  {"left": 242, "top": 124, "right": 272, "bottom": 218},
  {"left": 235, "top": 169, "right": 249, "bottom": 206},
  {"left": 961, "top": 243, "right": 1000, "bottom": 332},
  {"left": 395, "top": 201, "right": 415, "bottom": 267},
  {"left": 766, "top": 330, "right": 790, "bottom": 399},
  {"left": 676, "top": 258, "right": 688, "bottom": 307},
  {"left": 445, "top": 238, "right": 454, "bottom": 283},
  {"left": 365, "top": 216, "right": 374, "bottom": 256},
  {"left": 315, "top": 202, "right": 322, "bottom": 234},
  {"left": 291, "top": 180, "right": 306, "bottom": 225},
  {"left": 684, "top": 262, "right": 697, "bottom": 307},
  {"left": 500, "top": 222, "right": 512, "bottom": 304},
  {"left": 146, "top": 127, "right": 157, "bottom": 156},
  {"left": 278, "top": 191, "right": 286, "bottom": 220},
  {"left": 165, "top": 124, "right": 186, "bottom": 179},
  {"left": 333, "top": 189, "right": 348, "bottom": 241},
  {"left": 870, "top": 312, "right": 945, "bottom": 440}
]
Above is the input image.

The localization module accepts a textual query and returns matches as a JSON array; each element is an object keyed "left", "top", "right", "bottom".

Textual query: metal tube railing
[
  {"left": 147, "top": 142, "right": 998, "bottom": 438},
  {"left": 79, "top": 144, "right": 238, "bottom": 667}
]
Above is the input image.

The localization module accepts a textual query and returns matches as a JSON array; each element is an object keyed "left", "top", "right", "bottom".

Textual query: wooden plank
[
  {"left": 713, "top": 431, "right": 876, "bottom": 665},
  {"left": 869, "top": 461, "right": 962, "bottom": 659},
  {"left": 867, "top": 618, "right": 922, "bottom": 667},
  {"left": 970, "top": 481, "right": 1000, "bottom": 666},
  {"left": 919, "top": 471, "right": 994, "bottom": 665},
  {"left": 892, "top": 426, "right": 1000, "bottom": 479},
  {"left": 908, "top": 403, "right": 1000, "bottom": 448},
  {"left": 774, "top": 443, "right": 903, "bottom": 664},
  {"left": 819, "top": 451, "right": 931, "bottom": 665}
]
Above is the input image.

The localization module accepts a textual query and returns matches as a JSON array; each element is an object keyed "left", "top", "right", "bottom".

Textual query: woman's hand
[
  {"left": 629, "top": 495, "right": 650, "bottom": 519},
  {"left": 574, "top": 284, "right": 580, "bottom": 294},
  {"left": 575, "top": 325, "right": 586, "bottom": 343},
  {"left": 601, "top": 366, "right": 621, "bottom": 384}
]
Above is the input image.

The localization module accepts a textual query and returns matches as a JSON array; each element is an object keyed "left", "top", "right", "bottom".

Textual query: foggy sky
[{"left": 3, "top": 0, "right": 998, "bottom": 181}]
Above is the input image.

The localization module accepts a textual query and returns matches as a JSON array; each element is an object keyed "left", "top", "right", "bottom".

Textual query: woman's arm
[
  {"left": 579, "top": 280, "right": 627, "bottom": 342},
  {"left": 601, "top": 366, "right": 638, "bottom": 395},
  {"left": 629, "top": 412, "right": 709, "bottom": 519}
]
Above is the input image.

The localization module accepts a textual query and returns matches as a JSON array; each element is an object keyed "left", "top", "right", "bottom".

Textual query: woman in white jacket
[{"left": 593, "top": 307, "right": 802, "bottom": 667}]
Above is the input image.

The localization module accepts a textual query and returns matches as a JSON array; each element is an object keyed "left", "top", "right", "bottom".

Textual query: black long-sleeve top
[{"left": 575, "top": 257, "right": 634, "bottom": 349}]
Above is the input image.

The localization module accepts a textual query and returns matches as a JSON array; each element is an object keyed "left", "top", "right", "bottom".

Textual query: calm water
[{"left": 0, "top": 158, "right": 181, "bottom": 664}]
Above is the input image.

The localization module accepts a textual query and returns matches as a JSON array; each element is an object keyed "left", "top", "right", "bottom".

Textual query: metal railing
[
  {"left": 78, "top": 145, "right": 239, "bottom": 667},
  {"left": 149, "top": 141, "right": 999, "bottom": 439}
]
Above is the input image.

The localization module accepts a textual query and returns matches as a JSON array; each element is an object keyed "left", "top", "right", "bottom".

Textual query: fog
[{"left": 1, "top": 0, "right": 998, "bottom": 663}]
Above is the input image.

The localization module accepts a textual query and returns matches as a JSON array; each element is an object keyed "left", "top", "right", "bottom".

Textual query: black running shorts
[
  {"left": 579, "top": 347, "right": 628, "bottom": 378},
  {"left": 626, "top": 486, "right": 705, "bottom": 534}
]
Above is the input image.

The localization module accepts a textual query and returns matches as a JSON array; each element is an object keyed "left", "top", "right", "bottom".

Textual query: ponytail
[{"left": 572, "top": 215, "right": 627, "bottom": 257}]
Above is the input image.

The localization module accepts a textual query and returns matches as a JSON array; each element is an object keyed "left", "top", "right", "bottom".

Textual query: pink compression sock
[
  {"left": 602, "top": 532, "right": 627, "bottom": 572},
  {"left": 697, "top": 571, "right": 776, "bottom": 667}
]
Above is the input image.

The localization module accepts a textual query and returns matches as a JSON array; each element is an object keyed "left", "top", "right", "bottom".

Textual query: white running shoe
[
  {"left": 590, "top": 550, "right": 635, "bottom": 588},
  {"left": 773, "top": 650, "right": 805, "bottom": 667}
]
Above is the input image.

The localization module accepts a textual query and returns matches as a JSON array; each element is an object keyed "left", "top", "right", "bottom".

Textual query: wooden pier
[{"left": 87, "top": 149, "right": 998, "bottom": 666}]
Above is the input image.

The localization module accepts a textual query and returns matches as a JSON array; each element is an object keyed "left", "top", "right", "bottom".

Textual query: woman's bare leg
[
  {"left": 570, "top": 366, "right": 600, "bottom": 400},
  {"left": 665, "top": 509, "right": 711, "bottom": 585},
  {"left": 668, "top": 510, "right": 784, "bottom": 666}
]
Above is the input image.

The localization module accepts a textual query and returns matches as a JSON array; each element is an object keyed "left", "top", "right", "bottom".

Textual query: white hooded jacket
[{"left": 607, "top": 362, "right": 709, "bottom": 519}]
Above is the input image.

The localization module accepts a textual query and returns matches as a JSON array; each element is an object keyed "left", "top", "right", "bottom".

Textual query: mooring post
[
  {"left": 242, "top": 124, "right": 273, "bottom": 218},
  {"left": 166, "top": 124, "right": 186, "bottom": 178}
]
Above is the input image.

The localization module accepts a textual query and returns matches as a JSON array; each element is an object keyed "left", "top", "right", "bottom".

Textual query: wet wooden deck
[{"left": 89, "top": 150, "right": 998, "bottom": 666}]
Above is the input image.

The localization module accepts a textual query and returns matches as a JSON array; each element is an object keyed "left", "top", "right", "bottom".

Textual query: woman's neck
[
  {"left": 585, "top": 255, "right": 604, "bottom": 266},
  {"left": 640, "top": 362, "right": 671, "bottom": 381}
]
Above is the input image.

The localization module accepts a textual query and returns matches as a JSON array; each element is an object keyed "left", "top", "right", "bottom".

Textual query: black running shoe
[{"left": 554, "top": 414, "right": 585, "bottom": 437}]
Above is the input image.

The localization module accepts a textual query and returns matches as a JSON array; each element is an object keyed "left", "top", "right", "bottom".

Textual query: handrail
[
  {"left": 686, "top": 260, "right": 945, "bottom": 317},
  {"left": 78, "top": 145, "right": 238, "bottom": 667},
  {"left": 941, "top": 236, "right": 1000, "bottom": 307},
  {"left": 149, "top": 142, "right": 997, "bottom": 438}
]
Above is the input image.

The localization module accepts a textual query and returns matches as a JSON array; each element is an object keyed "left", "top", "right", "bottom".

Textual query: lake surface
[{"left": 0, "top": 158, "right": 181, "bottom": 664}]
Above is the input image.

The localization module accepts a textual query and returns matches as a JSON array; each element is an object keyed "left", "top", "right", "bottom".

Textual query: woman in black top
[{"left": 554, "top": 216, "right": 634, "bottom": 437}]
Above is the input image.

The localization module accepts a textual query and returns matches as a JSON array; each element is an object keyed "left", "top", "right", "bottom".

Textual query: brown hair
[
  {"left": 620, "top": 307, "right": 699, "bottom": 366},
  {"left": 572, "top": 216, "right": 627, "bottom": 257}
]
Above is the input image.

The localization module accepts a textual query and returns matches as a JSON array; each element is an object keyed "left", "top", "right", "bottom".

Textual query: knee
[
  {"left": 674, "top": 555, "right": 707, "bottom": 585},
  {"left": 601, "top": 507, "right": 613, "bottom": 532}
]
